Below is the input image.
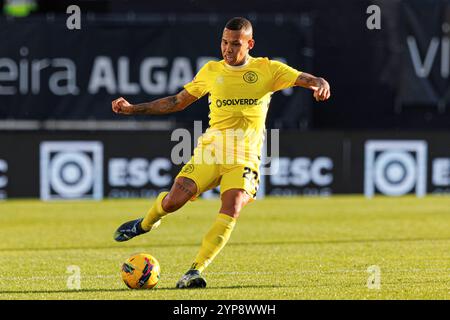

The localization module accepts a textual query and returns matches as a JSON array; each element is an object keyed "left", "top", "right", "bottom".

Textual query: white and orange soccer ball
[{"left": 121, "top": 253, "right": 161, "bottom": 289}]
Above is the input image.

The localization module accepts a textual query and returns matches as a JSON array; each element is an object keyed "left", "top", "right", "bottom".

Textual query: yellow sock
[
  {"left": 141, "top": 191, "right": 169, "bottom": 231},
  {"left": 191, "top": 213, "right": 236, "bottom": 273}
]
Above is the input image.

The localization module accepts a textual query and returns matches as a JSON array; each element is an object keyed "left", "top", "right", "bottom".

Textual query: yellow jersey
[{"left": 184, "top": 56, "right": 301, "bottom": 166}]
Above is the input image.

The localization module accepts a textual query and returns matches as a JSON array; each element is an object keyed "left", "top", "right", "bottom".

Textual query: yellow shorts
[{"left": 176, "top": 159, "right": 260, "bottom": 200}]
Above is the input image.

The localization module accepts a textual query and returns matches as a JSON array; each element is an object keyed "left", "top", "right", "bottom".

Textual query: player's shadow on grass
[
  {"left": 0, "top": 288, "right": 180, "bottom": 295},
  {"left": 0, "top": 285, "right": 287, "bottom": 300},
  {"left": 0, "top": 243, "right": 202, "bottom": 252},
  {"left": 1, "top": 237, "right": 450, "bottom": 252},
  {"left": 0, "top": 288, "right": 131, "bottom": 295},
  {"left": 0, "top": 284, "right": 289, "bottom": 295}
]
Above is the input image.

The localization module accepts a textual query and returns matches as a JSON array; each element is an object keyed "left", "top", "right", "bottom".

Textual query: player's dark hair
[{"left": 225, "top": 17, "right": 253, "bottom": 33}]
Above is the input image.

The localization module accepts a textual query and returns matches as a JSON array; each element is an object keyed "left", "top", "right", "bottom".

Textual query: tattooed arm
[
  {"left": 112, "top": 89, "right": 198, "bottom": 115},
  {"left": 295, "top": 72, "right": 331, "bottom": 101}
]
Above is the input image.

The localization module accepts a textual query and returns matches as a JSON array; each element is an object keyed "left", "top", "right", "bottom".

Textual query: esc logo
[
  {"left": 40, "top": 141, "right": 103, "bottom": 200},
  {"left": 364, "top": 140, "right": 427, "bottom": 197}
]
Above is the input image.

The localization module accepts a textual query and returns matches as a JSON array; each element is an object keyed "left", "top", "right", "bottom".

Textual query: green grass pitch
[{"left": 0, "top": 196, "right": 449, "bottom": 300}]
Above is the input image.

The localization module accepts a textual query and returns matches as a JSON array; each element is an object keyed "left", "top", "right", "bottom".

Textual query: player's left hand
[{"left": 313, "top": 78, "right": 331, "bottom": 102}]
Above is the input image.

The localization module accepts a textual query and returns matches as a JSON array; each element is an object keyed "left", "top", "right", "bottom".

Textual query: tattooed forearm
[
  {"left": 295, "top": 72, "right": 327, "bottom": 90},
  {"left": 297, "top": 73, "right": 316, "bottom": 85},
  {"left": 129, "top": 95, "right": 179, "bottom": 115},
  {"left": 116, "top": 89, "right": 198, "bottom": 115}
]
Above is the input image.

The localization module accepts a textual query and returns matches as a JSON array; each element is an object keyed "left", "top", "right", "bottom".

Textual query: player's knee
[{"left": 220, "top": 190, "right": 248, "bottom": 218}]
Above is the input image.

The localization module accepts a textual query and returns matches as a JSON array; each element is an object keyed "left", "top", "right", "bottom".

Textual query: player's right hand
[{"left": 112, "top": 97, "right": 132, "bottom": 114}]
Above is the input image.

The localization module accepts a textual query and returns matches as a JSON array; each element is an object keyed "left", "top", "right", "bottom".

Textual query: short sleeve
[
  {"left": 184, "top": 62, "right": 210, "bottom": 98},
  {"left": 269, "top": 60, "right": 302, "bottom": 92}
]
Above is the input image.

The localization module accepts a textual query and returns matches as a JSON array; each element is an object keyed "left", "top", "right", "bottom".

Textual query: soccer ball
[{"left": 121, "top": 253, "right": 161, "bottom": 289}]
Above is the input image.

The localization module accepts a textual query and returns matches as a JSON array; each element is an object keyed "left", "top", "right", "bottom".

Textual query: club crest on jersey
[
  {"left": 182, "top": 164, "right": 194, "bottom": 174},
  {"left": 243, "top": 71, "right": 258, "bottom": 83}
]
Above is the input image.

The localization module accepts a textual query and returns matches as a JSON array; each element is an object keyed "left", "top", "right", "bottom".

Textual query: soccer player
[{"left": 112, "top": 17, "right": 331, "bottom": 288}]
